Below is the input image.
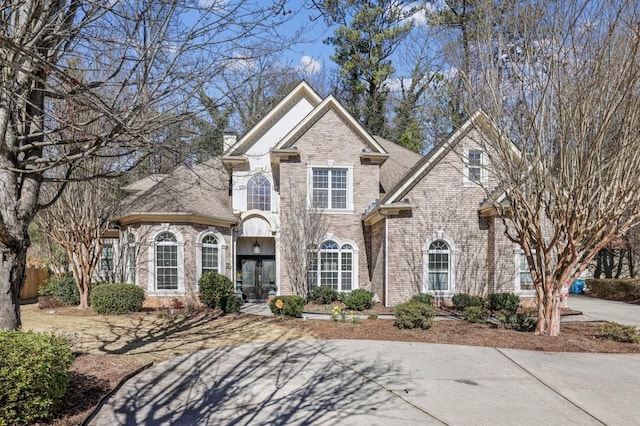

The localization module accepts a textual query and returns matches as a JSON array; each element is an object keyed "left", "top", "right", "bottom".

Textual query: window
[
  {"left": 100, "top": 244, "right": 114, "bottom": 274},
  {"left": 155, "top": 232, "right": 178, "bottom": 290},
  {"left": 247, "top": 175, "right": 271, "bottom": 211},
  {"left": 467, "top": 150, "right": 483, "bottom": 184},
  {"left": 308, "top": 240, "right": 356, "bottom": 292},
  {"left": 427, "top": 240, "right": 450, "bottom": 291},
  {"left": 201, "top": 234, "right": 219, "bottom": 274},
  {"left": 517, "top": 250, "right": 535, "bottom": 291},
  {"left": 312, "top": 168, "right": 348, "bottom": 209},
  {"left": 126, "top": 233, "right": 136, "bottom": 284}
]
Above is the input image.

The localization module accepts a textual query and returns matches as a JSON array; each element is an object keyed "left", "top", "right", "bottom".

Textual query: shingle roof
[
  {"left": 374, "top": 136, "right": 422, "bottom": 193},
  {"left": 117, "top": 157, "right": 237, "bottom": 225}
]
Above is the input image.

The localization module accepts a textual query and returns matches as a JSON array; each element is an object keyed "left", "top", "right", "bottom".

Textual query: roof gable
[
  {"left": 224, "top": 81, "right": 323, "bottom": 156},
  {"left": 274, "top": 95, "right": 387, "bottom": 154}
]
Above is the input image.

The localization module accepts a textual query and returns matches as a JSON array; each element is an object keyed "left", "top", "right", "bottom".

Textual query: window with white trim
[
  {"left": 247, "top": 175, "right": 271, "bottom": 211},
  {"left": 155, "top": 232, "right": 178, "bottom": 290},
  {"left": 201, "top": 234, "right": 219, "bottom": 274},
  {"left": 126, "top": 233, "right": 136, "bottom": 284},
  {"left": 516, "top": 250, "right": 535, "bottom": 291},
  {"left": 308, "top": 240, "right": 355, "bottom": 292},
  {"left": 99, "top": 244, "right": 114, "bottom": 274},
  {"left": 312, "top": 168, "right": 348, "bottom": 209},
  {"left": 427, "top": 240, "right": 451, "bottom": 291}
]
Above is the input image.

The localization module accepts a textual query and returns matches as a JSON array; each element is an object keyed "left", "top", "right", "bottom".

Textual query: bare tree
[
  {"left": 280, "top": 185, "right": 328, "bottom": 300},
  {"left": 34, "top": 162, "right": 124, "bottom": 309},
  {"left": 0, "top": 0, "right": 297, "bottom": 330},
  {"left": 461, "top": 0, "right": 640, "bottom": 335}
]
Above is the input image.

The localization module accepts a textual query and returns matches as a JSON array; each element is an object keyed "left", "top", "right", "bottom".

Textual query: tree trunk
[
  {"left": 0, "top": 242, "right": 28, "bottom": 330},
  {"left": 535, "top": 281, "right": 561, "bottom": 336}
]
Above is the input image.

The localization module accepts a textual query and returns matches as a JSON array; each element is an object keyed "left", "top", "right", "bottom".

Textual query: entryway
[{"left": 238, "top": 256, "right": 275, "bottom": 302}]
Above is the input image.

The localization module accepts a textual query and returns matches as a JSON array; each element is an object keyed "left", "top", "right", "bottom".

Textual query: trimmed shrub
[
  {"left": 342, "top": 289, "right": 375, "bottom": 311},
  {"left": 90, "top": 283, "right": 145, "bottom": 314},
  {"left": 597, "top": 322, "right": 640, "bottom": 344},
  {"left": 586, "top": 278, "right": 640, "bottom": 301},
  {"left": 40, "top": 274, "right": 80, "bottom": 306},
  {"left": 308, "top": 286, "right": 340, "bottom": 304},
  {"left": 0, "top": 331, "right": 74, "bottom": 425},
  {"left": 463, "top": 306, "right": 488, "bottom": 323},
  {"left": 410, "top": 293, "right": 434, "bottom": 305},
  {"left": 199, "top": 272, "right": 234, "bottom": 309},
  {"left": 221, "top": 294, "right": 243, "bottom": 314},
  {"left": 269, "top": 295, "right": 305, "bottom": 318},
  {"left": 394, "top": 301, "right": 435, "bottom": 330},
  {"left": 487, "top": 292, "right": 520, "bottom": 316},
  {"left": 452, "top": 293, "right": 485, "bottom": 310}
]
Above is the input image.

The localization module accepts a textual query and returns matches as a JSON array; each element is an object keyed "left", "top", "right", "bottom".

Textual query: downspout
[{"left": 384, "top": 218, "right": 389, "bottom": 307}]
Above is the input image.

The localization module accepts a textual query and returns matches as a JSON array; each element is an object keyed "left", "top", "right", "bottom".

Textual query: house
[{"left": 102, "top": 81, "right": 530, "bottom": 308}]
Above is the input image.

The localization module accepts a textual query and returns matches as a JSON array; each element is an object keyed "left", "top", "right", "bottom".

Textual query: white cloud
[
  {"left": 198, "top": 0, "right": 228, "bottom": 8},
  {"left": 299, "top": 55, "right": 321, "bottom": 74}
]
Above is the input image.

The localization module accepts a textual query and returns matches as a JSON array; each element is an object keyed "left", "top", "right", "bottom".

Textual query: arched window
[
  {"left": 247, "top": 175, "right": 271, "bottom": 211},
  {"left": 201, "top": 234, "right": 219, "bottom": 275},
  {"left": 427, "top": 240, "right": 450, "bottom": 291},
  {"left": 308, "top": 240, "right": 356, "bottom": 292},
  {"left": 155, "top": 232, "right": 178, "bottom": 290}
]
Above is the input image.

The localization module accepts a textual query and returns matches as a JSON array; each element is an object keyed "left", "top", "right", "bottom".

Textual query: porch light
[{"left": 253, "top": 240, "right": 261, "bottom": 254}]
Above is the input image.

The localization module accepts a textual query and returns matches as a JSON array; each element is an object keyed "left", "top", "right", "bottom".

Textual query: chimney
[{"left": 223, "top": 128, "right": 237, "bottom": 153}]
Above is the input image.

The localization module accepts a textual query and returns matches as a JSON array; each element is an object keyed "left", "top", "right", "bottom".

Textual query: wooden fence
[{"left": 20, "top": 267, "right": 50, "bottom": 300}]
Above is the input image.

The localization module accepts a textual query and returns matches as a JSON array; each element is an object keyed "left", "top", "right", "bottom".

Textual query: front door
[{"left": 241, "top": 258, "right": 275, "bottom": 301}]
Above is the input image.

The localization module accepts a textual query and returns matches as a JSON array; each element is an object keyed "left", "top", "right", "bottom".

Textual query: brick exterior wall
[
  {"left": 122, "top": 222, "right": 233, "bottom": 308},
  {"left": 278, "top": 109, "right": 380, "bottom": 296},
  {"left": 382, "top": 129, "right": 517, "bottom": 305}
]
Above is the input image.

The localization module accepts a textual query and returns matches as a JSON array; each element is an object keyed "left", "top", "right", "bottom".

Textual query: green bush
[
  {"left": 487, "top": 292, "right": 520, "bottom": 316},
  {"left": 40, "top": 273, "right": 80, "bottom": 306},
  {"left": 269, "top": 295, "right": 305, "bottom": 318},
  {"left": 586, "top": 279, "right": 640, "bottom": 301},
  {"left": 199, "top": 272, "right": 234, "bottom": 309},
  {"left": 410, "top": 293, "right": 434, "bottom": 305},
  {"left": 221, "top": 294, "right": 243, "bottom": 314},
  {"left": 90, "top": 283, "right": 145, "bottom": 314},
  {"left": 308, "top": 286, "right": 340, "bottom": 304},
  {"left": 0, "top": 331, "right": 74, "bottom": 424},
  {"left": 597, "top": 322, "right": 640, "bottom": 344},
  {"left": 452, "top": 293, "right": 485, "bottom": 310},
  {"left": 500, "top": 314, "right": 537, "bottom": 332},
  {"left": 463, "top": 306, "right": 488, "bottom": 323},
  {"left": 342, "top": 289, "right": 375, "bottom": 311},
  {"left": 393, "top": 301, "right": 435, "bottom": 330}
]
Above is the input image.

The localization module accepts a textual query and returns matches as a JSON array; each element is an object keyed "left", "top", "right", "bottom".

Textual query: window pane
[
  {"left": 341, "top": 252, "right": 352, "bottom": 291},
  {"left": 520, "top": 253, "right": 534, "bottom": 290},
  {"left": 202, "top": 246, "right": 219, "bottom": 273},
  {"left": 312, "top": 188, "right": 328, "bottom": 208},
  {"left": 100, "top": 245, "right": 114, "bottom": 273},
  {"left": 247, "top": 175, "right": 271, "bottom": 211},
  {"left": 428, "top": 240, "right": 450, "bottom": 291},
  {"left": 156, "top": 243, "right": 178, "bottom": 290},
  {"left": 429, "top": 272, "right": 448, "bottom": 291}
]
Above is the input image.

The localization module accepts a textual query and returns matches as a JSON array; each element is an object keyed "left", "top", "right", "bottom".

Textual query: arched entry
[{"left": 236, "top": 213, "right": 276, "bottom": 301}]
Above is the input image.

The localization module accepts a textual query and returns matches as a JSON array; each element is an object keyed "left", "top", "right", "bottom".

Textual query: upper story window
[
  {"left": 465, "top": 150, "right": 485, "bottom": 185},
  {"left": 311, "top": 168, "right": 349, "bottom": 210},
  {"left": 247, "top": 175, "right": 271, "bottom": 211},
  {"left": 155, "top": 232, "right": 178, "bottom": 290}
]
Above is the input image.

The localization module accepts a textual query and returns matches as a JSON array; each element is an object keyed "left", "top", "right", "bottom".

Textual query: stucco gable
[{"left": 223, "top": 81, "right": 322, "bottom": 157}]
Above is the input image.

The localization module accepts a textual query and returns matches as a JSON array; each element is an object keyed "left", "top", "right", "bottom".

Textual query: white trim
[
  {"left": 308, "top": 236, "right": 359, "bottom": 292},
  {"left": 463, "top": 148, "right": 487, "bottom": 186},
  {"left": 307, "top": 163, "right": 355, "bottom": 212},
  {"left": 195, "top": 229, "right": 227, "bottom": 286},
  {"left": 246, "top": 174, "right": 273, "bottom": 212},
  {"left": 147, "top": 228, "right": 185, "bottom": 295},
  {"left": 514, "top": 246, "right": 536, "bottom": 296},
  {"left": 422, "top": 231, "right": 457, "bottom": 296}
]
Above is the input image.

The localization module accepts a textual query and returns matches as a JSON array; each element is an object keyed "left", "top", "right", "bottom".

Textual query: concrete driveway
[
  {"left": 88, "top": 340, "right": 640, "bottom": 426},
  {"left": 566, "top": 295, "right": 640, "bottom": 327}
]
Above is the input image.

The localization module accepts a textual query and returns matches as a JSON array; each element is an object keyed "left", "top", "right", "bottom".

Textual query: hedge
[
  {"left": 90, "top": 283, "right": 145, "bottom": 314},
  {"left": 308, "top": 286, "right": 340, "bottom": 304},
  {"left": 40, "top": 273, "right": 80, "bottom": 306},
  {"left": 199, "top": 272, "right": 235, "bottom": 309},
  {"left": 0, "top": 331, "right": 74, "bottom": 424},
  {"left": 342, "top": 289, "right": 375, "bottom": 311},
  {"left": 585, "top": 278, "right": 640, "bottom": 301},
  {"left": 269, "top": 295, "right": 305, "bottom": 318},
  {"left": 393, "top": 301, "right": 435, "bottom": 330}
]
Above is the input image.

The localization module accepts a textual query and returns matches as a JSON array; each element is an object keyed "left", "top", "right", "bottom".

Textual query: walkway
[{"left": 88, "top": 340, "right": 640, "bottom": 425}]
